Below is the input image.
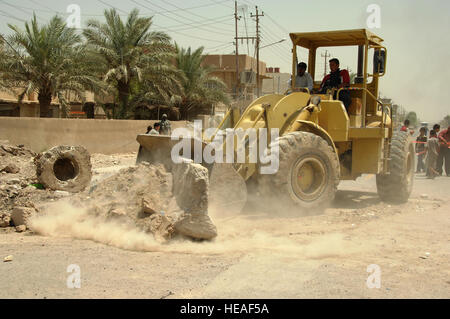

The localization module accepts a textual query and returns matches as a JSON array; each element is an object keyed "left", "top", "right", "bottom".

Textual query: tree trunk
[
  {"left": 117, "top": 81, "right": 130, "bottom": 119},
  {"left": 38, "top": 91, "right": 52, "bottom": 118}
]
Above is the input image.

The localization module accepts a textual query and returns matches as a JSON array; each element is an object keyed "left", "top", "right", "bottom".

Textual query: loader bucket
[
  {"left": 136, "top": 134, "right": 209, "bottom": 170},
  {"left": 136, "top": 134, "right": 248, "bottom": 215}
]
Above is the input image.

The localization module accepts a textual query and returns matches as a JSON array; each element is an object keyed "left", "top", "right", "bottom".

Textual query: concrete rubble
[
  {"left": 172, "top": 161, "right": 217, "bottom": 240},
  {"left": 72, "top": 160, "right": 217, "bottom": 241},
  {"left": 11, "top": 207, "right": 36, "bottom": 227},
  {"left": 0, "top": 141, "right": 217, "bottom": 243}
]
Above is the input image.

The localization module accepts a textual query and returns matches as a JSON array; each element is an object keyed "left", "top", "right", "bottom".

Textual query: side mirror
[{"left": 373, "top": 49, "right": 386, "bottom": 75}]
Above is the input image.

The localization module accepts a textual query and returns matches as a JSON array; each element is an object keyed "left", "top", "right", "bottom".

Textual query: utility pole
[
  {"left": 235, "top": 15, "right": 257, "bottom": 101},
  {"left": 251, "top": 6, "right": 264, "bottom": 97},
  {"left": 321, "top": 50, "right": 330, "bottom": 77},
  {"left": 234, "top": 1, "right": 240, "bottom": 100}
]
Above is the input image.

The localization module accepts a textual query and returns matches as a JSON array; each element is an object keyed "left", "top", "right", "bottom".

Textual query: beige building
[
  {"left": 202, "top": 54, "right": 270, "bottom": 107},
  {"left": 0, "top": 89, "right": 41, "bottom": 117},
  {"left": 0, "top": 88, "right": 105, "bottom": 118},
  {"left": 262, "top": 67, "right": 291, "bottom": 95}
]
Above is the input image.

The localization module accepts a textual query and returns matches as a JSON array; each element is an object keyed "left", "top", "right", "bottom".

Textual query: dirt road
[{"left": 0, "top": 153, "right": 449, "bottom": 299}]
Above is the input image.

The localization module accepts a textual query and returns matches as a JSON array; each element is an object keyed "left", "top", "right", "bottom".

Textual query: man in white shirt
[
  {"left": 149, "top": 123, "right": 161, "bottom": 135},
  {"left": 289, "top": 62, "right": 313, "bottom": 92},
  {"left": 145, "top": 123, "right": 160, "bottom": 135}
]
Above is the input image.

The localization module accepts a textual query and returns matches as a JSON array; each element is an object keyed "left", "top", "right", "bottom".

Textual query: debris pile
[
  {"left": 0, "top": 142, "right": 40, "bottom": 229},
  {"left": 1, "top": 141, "right": 217, "bottom": 242},
  {"left": 66, "top": 160, "right": 217, "bottom": 242}
]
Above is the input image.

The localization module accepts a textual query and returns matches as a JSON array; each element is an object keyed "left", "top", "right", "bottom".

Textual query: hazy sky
[{"left": 0, "top": 0, "right": 449, "bottom": 123}]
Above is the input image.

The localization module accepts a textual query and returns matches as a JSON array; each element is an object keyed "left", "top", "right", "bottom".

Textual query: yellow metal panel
[
  {"left": 317, "top": 100, "right": 349, "bottom": 141},
  {"left": 266, "top": 92, "right": 311, "bottom": 129},
  {"left": 348, "top": 127, "right": 389, "bottom": 139},
  {"left": 243, "top": 94, "right": 285, "bottom": 114},
  {"left": 352, "top": 139, "right": 382, "bottom": 174}
]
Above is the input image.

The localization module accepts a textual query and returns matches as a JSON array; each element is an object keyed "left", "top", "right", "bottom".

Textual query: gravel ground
[{"left": 0, "top": 152, "right": 449, "bottom": 299}]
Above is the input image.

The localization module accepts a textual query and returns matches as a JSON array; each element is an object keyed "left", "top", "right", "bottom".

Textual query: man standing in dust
[
  {"left": 159, "top": 113, "right": 172, "bottom": 135},
  {"left": 426, "top": 130, "right": 440, "bottom": 179}
]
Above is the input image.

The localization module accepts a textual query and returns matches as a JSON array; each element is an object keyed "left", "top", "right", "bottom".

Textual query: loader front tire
[
  {"left": 376, "top": 131, "right": 414, "bottom": 203},
  {"left": 257, "top": 132, "right": 340, "bottom": 210}
]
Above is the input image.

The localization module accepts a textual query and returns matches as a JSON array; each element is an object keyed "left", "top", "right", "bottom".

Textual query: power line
[
  {"left": 264, "top": 12, "right": 290, "bottom": 35},
  {"left": 95, "top": 0, "right": 231, "bottom": 44},
  {"left": 97, "top": 0, "right": 128, "bottom": 15},
  {"left": 27, "top": 0, "right": 57, "bottom": 14},
  {"left": 1, "top": 1, "right": 46, "bottom": 23},
  {"left": 205, "top": 43, "right": 234, "bottom": 54},
  {"left": 0, "top": 9, "right": 26, "bottom": 23},
  {"left": 208, "top": 0, "right": 234, "bottom": 9},
  {"left": 163, "top": 16, "right": 233, "bottom": 33},
  {"left": 241, "top": 5, "right": 250, "bottom": 56},
  {"left": 259, "top": 29, "right": 292, "bottom": 60},
  {"left": 157, "top": 0, "right": 234, "bottom": 27},
  {"left": 205, "top": 42, "right": 234, "bottom": 51},
  {"left": 23, "top": 0, "right": 232, "bottom": 17},
  {"left": 133, "top": 0, "right": 234, "bottom": 36}
]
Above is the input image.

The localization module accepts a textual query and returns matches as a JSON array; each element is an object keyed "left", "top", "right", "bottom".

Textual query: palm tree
[
  {"left": 129, "top": 66, "right": 185, "bottom": 119},
  {"left": 0, "top": 15, "right": 101, "bottom": 117},
  {"left": 175, "top": 45, "right": 230, "bottom": 119},
  {"left": 83, "top": 8, "right": 179, "bottom": 119}
]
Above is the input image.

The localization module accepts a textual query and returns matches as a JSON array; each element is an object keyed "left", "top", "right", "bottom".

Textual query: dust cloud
[{"left": 29, "top": 199, "right": 360, "bottom": 259}]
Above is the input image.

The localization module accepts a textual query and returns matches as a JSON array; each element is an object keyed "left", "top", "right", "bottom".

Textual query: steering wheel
[{"left": 284, "top": 87, "right": 311, "bottom": 95}]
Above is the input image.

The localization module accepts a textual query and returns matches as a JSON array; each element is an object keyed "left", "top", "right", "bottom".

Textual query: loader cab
[{"left": 289, "top": 29, "right": 388, "bottom": 129}]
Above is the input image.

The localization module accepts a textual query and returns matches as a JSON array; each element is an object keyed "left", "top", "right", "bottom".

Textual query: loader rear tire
[
  {"left": 376, "top": 131, "right": 414, "bottom": 203},
  {"left": 257, "top": 131, "right": 340, "bottom": 210}
]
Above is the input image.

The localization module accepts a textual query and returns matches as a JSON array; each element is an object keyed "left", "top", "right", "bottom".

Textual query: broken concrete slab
[
  {"left": 174, "top": 212, "right": 217, "bottom": 240},
  {"left": 170, "top": 161, "right": 218, "bottom": 240},
  {"left": 11, "top": 207, "right": 36, "bottom": 226},
  {"left": 172, "top": 161, "right": 209, "bottom": 215}
]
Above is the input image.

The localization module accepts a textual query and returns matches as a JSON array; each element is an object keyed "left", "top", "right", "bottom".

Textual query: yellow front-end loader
[{"left": 137, "top": 29, "right": 415, "bottom": 211}]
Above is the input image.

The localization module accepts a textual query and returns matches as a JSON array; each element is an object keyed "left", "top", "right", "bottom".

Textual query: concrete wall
[
  {"left": 19, "top": 104, "right": 40, "bottom": 118},
  {"left": 0, "top": 117, "right": 189, "bottom": 154}
]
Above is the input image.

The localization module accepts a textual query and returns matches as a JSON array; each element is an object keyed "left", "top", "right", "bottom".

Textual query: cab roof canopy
[{"left": 289, "top": 29, "right": 384, "bottom": 49}]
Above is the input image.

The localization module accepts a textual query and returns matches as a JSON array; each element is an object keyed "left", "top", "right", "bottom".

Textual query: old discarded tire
[
  {"left": 376, "top": 131, "right": 414, "bottom": 203},
  {"left": 35, "top": 145, "right": 92, "bottom": 193},
  {"left": 257, "top": 131, "right": 340, "bottom": 209}
]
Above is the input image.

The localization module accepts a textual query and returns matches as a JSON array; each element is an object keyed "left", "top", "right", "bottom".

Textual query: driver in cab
[{"left": 318, "top": 58, "right": 351, "bottom": 111}]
